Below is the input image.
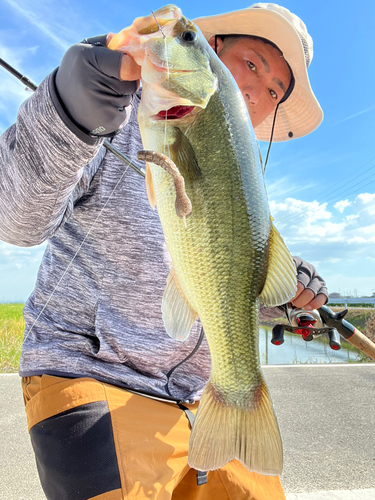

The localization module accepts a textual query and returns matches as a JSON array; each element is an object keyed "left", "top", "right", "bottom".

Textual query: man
[{"left": 0, "top": 3, "right": 327, "bottom": 500}]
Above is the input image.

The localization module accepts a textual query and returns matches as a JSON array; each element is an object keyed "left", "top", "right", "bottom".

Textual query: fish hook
[{"left": 151, "top": 10, "right": 166, "bottom": 39}]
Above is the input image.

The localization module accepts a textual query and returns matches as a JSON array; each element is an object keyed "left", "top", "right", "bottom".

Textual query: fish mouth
[
  {"left": 155, "top": 106, "right": 195, "bottom": 120},
  {"left": 149, "top": 59, "right": 197, "bottom": 75}
]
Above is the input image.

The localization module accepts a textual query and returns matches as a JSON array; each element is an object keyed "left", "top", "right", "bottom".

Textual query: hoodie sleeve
[
  {"left": 259, "top": 304, "right": 285, "bottom": 321},
  {"left": 0, "top": 73, "right": 103, "bottom": 247}
]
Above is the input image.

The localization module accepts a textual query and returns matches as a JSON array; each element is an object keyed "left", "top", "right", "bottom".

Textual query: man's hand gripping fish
[{"left": 109, "top": 5, "right": 297, "bottom": 475}]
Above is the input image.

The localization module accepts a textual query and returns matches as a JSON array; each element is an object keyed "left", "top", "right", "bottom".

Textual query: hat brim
[{"left": 194, "top": 7, "right": 323, "bottom": 141}]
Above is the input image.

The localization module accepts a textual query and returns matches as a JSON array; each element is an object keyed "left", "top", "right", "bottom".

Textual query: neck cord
[
  {"left": 263, "top": 103, "right": 279, "bottom": 171},
  {"left": 263, "top": 67, "right": 295, "bottom": 171}
]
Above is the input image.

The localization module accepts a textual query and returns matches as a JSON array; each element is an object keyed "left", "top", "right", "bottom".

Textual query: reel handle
[
  {"left": 271, "top": 324, "right": 285, "bottom": 345},
  {"left": 328, "top": 328, "right": 341, "bottom": 350}
]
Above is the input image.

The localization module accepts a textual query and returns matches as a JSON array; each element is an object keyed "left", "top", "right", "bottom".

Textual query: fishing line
[
  {"left": 164, "top": 44, "right": 170, "bottom": 157},
  {"left": 0, "top": 59, "right": 142, "bottom": 348},
  {"left": 4, "top": 16, "right": 171, "bottom": 348},
  {"left": 149, "top": 12, "right": 170, "bottom": 156},
  {"left": 21, "top": 162, "right": 131, "bottom": 346},
  {"left": 162, "top": 20, "right": 170, "bottom": 158},
  {"left": 151, "top": 10, "right": 166, "bottom": 38}
]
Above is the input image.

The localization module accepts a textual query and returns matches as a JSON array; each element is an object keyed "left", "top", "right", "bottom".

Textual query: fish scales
[
  {"left": 109, "top": 4, "right": 297, "bottom": 475},
  {"left": 167, "top": 97, "right": 267, "bottom": 393}
]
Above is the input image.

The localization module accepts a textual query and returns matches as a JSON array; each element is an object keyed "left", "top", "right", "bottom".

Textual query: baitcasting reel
[{"left": 271, "top": 304, "right": 342, "bottom": 351}]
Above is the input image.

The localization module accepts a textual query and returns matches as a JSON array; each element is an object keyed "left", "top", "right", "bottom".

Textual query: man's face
[{"left": 209, "top": 36, "right": 291, "bottom": 129}]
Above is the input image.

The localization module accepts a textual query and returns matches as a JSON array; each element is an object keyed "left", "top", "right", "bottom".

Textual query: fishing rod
[
  {"left": 271, "top": 304, "right": 375, "bottom": 361},
  {"left": 0, "top": 58, "right": 38, "bottom": 92},
  {"left": 0, "top": 57, "right": 145, "bottom": 178},
  {"left": 6, "top": 60, "right": 374, "bottom": 361}
]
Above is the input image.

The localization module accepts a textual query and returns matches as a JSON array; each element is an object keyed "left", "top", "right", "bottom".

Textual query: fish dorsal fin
[
  {"left": 173, "top": 127, "right": 201, "bottom": 178},
  {"left": 162, "top": 266, "right": 198, "bottom": 340},
  {"left": 145, "top": 163, "right": 156, "bottom": 209},
  {"left": 259, "top": 221, "right": 297, "bottom": 307}
]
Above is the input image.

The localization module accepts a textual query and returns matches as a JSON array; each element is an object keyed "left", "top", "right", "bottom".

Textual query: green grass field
[{"left": 0, "top": 303, "right": 25, "bottom": 373}]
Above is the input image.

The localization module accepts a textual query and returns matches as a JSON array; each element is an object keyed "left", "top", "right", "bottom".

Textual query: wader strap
[
  {"left": 178, "top": 404, "right": 208, "bottom": 486},
  {"left": 196, "top": 470, "right": 208, "bottom": 486}
]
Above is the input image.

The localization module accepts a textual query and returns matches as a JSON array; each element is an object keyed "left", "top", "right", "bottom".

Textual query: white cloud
[
  {"left": 334, "top": 199, "right": 351, "bottom": 213},
  {"left": 267, "top": 191, "right": 375, "bottom": 297},
  {"left": 347, "top": 236, "right": 367, "bottom": 244},
  {"left": 272, "top": 193, "right": 375, "bottom": 260},
  {"left": 345, "top": 214, "right": 358, "bottom": 222},
  {"left": 275, "top": 192, "right": 375, "bottom": 238},
  {"left": 357, "top": 193, "right": 375, "bottom": 204},
  {"left": 271, "top": 198, "right": 331, "bottom": 225}
]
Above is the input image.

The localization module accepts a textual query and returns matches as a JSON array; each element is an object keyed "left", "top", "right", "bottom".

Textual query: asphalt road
[{"left": 1, "top": 365, "right": 375, "bottom": 499}]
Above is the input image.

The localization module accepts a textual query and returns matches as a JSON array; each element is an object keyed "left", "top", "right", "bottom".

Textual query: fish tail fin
[{"left": 188, "top": 378, "right": 282, "bottom": 475}]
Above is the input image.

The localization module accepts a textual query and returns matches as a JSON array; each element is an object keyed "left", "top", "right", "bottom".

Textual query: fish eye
[{"left": 181, "top": 30, "right": 197, "bottom": 42}]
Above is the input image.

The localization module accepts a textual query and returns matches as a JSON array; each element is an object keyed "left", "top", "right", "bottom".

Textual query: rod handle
[{"left": 346, "top": 328, "right": 375, "bottom": 361}]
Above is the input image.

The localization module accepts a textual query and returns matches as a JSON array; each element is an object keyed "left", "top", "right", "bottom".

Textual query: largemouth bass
[{"left": 109, "top": 5, "right": 297, "bottom": 475}]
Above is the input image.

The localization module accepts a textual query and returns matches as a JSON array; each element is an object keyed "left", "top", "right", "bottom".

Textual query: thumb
[{"left": 107, "top": 32, "right": 141, "bottom": 84}]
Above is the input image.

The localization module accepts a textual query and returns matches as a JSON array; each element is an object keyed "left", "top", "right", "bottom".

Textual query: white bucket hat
[{"left": 194, "top": 3, "right": 323, "bottom": 142}]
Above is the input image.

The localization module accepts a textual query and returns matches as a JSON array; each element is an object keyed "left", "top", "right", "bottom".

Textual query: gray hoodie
[{"left": 0, "top": 75, "right": 282, "bottom": 402}]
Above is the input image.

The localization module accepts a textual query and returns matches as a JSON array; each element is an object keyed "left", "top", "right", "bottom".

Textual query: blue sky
[{"left": 1, "top": 0, "right": 375, "bottom": 301}]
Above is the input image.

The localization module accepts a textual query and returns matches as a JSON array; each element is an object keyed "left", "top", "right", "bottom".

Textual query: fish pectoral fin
[
  {"left": 145, "top": 163, "right": 156, "bottom": 209},
  {"left": 173, "top": 127, "right": 201, "bottom": 178},
  {"left": 259, "top": 222, "right": 297, "bottom": 307},
  {"left": 162, "top": 267, "right": 198, "bottom": 341},
  {"left": 188, "top": 378, "right": 283, "bottom": 475}
]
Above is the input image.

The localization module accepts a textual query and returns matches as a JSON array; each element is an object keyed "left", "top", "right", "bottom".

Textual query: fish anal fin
[
  {"left": 145, "top": 163, "right": 156, "bottom": 209},
  {"left": 162, "top": 267, "right": 198, "bottom": 340},
  {"left": 188, "top": 378, "right": 283, "bottom": 475},
  {"left": 259, "top": 221, "right": 297, "bottom": 307}
]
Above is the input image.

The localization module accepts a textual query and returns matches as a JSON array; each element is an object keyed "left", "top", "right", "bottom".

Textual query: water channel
[{"left": 259, "top": 325, "right": 369, "bottom": 365}]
